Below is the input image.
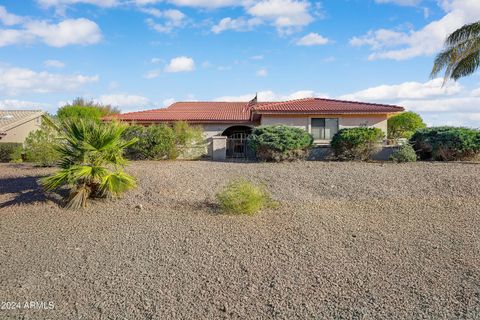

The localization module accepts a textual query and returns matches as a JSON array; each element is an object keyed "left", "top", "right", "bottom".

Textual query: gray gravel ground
[{"left": 0, "top": 161, "right": 479, "bottom": 319}]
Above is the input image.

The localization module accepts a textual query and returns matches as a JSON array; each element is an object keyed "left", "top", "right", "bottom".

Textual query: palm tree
[
  {"left": 41, "top": 118, "right": 138, "bottom": 209},
  {"left": 431, "top": 21, "right": 480, "bottom": 83}
]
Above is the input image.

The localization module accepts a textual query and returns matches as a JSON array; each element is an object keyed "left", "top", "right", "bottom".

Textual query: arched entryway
[{"left": 221, "top": 125, "right": 253, "bottom": 159}]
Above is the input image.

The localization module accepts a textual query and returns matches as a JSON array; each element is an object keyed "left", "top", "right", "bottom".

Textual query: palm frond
[
  {"left": 431, "top": 21, "right": 480, "bottom": 83},
  {"left": 446, "top": 21, "right": 480, "bottom": 47},
  {"left": 99, "top": 171, "right": 136, "bottom": 198}
]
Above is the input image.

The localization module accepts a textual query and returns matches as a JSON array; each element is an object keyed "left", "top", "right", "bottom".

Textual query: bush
[
  {"left": 24, "top": 122, "right": 60, "bottom": 166},
  {"left": 387, "top": 111, "right": 426, "bottom": 141},
  {"left": 410, "top": 126, "right": 480, "bottom": 161},
  {"left": 57, "top": 98, "right": 120, "bottom": 122},
  {"left": 249, "top": 125, "right": 313, "bottom": 162},
  {"left": 331, "top": 127, "right": 385, "bottom": 161},
  {"left": 216, "top": 178, "right": 278, "bottom": 215},
  {"left": 0, "top": 143, "right": 22, "bottom": 162},
  {"left": 123, "top": 124, "right": 176, "bottom": 160},
  {"left": 390, "top": 144, "right": 417, "bottom": 163},
  {"left": 172, "top": 121, "right": 205, "bottom": 159},
  {"left": 123, "top": 122, "right": 205, "bottom": 160}
]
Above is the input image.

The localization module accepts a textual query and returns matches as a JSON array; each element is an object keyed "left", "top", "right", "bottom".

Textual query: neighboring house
[
  {"left": 0, "top": 110, "right": 44, "bottom": 144},
  {"left": 107, "top": 98, "right": 404, "bottom": 159}
]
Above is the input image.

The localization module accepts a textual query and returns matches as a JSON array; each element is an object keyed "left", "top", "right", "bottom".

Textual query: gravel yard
[{"left": 0, "top": 161, "right": 479, "bottom": 319}]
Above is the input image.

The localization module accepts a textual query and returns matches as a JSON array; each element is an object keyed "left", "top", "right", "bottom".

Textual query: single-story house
[
  {"left": 107, "top": 97, "right": 404, "bottom": 160},
  {"left": 0, "top": 110, "right": 44, "bottom": 144}
]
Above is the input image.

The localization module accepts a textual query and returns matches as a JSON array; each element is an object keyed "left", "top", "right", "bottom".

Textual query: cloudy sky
[{"left": 0, "top": 0, "right": 479, "bottom": 127}]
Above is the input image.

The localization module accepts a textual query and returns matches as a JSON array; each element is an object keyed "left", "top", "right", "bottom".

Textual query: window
[{"left": 311, "top": 118, "right": 338, "bottom": 140}]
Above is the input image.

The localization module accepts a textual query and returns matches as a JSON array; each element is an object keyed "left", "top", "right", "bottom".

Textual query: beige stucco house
[
  {"left": 108, "top": 97, "right": 404, "bottom": 160},
  {"left": 0, "top": 110, "right": 44, "bottom": 143}
]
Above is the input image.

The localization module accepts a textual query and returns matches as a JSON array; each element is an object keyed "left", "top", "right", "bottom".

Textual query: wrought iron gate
[{"left": 226, "top": 133, "right": 255, "bottom": 159}]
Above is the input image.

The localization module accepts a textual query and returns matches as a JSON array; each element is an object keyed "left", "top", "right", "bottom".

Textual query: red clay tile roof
[
  {"left": 254, "top": 98, "right": 405, "bottom": 114},
  {"left": 107, "top": 98, "right": 404, "bottom": 122}
]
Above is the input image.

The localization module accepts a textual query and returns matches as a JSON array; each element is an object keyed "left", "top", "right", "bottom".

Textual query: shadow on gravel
[{"left": 0, "top": 175, "right": 63, "bottom": 208}]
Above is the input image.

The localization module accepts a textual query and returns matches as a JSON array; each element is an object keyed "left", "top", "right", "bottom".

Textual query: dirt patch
[{"left": 0, "top": 161, "right": 479, "bottom": 319}]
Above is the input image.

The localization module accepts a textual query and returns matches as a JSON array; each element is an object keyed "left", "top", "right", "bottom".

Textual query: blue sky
[{"left": 0, "top": 0, "right": 479, "bottom": 127}]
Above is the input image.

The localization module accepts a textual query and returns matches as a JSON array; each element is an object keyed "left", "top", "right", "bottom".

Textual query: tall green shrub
[
  {"left": 123, "top": 122, "right": 205, "bottom": 160},
  {"left": 123, "top": 124, "right": 175, "bottom": 160},
  {"left": 331, "top": 127, "right": 385, "bottom": 161},
  {"left": 24, "top": 122, "right": 60, "bottom": 166},
  {"left": 0, "top": 143, "right": 22, "bottom": 162},
  {"left": 387, "top": 112, "right": 426, "bottom": 140},
  {"left": 410, "top": 127, "right": 480, "bottom": 161},
  {"left": 249, "top": 125, "right": 313, "bottom": 162},
  {"left": 57, "top": 98, "right": 120, "bottom": 122}
]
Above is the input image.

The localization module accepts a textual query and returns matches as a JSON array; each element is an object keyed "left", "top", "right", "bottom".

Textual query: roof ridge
[{"left": 312, "top": 97, "right": 404, "bottom": 109}]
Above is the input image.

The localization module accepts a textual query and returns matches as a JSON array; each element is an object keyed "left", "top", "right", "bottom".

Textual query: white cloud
[
  {"left": 0, "top": 6, "right": 24, "bottom": 26},
  {"left": 163, "top": 98, "right": 176, "bottom": 106},
  {"left": 143, "top": 69, "right": 161, "bottom": 79},
  {"left": 0, "top": 67, "right": 98, "bottom": 95},
  {"left": 144, "top": 9, "right": 186, "bottom": 33},
  {"left": 256, "top": 68, "right": 268, "bottom": 77},
  {"left": 351, "top": 0, "right": 480, "bottom": 60},
  {"left": 0, "top": 99, "right": 50, "bottom": 110},
  {"left": 166, "top": 0, "right": 239, "bottom": 8},
  {"left": 212, "top": 17, "right": 262, "bottom": 33},
  {"left": 44, "top": 59, "right": 65, "bottom": 68},
  {"left": 215, "top": 90, "right": 326, "bottom": 102},
  {"left": 339, "top": 78, "right": 462, "bottom": 101},
  {"left": 296, "top": 32, "right": 329, "bottom": 46},
  {"left": 339, "top": 79, "right": 480, "bottom": 127},
  {"left": 250, "top": 55, "right": 264, "bottom": 60},
  {"left": 37, "top": 0, "right": 118, "bottom": 8},
  {"left": 374, "top": 0, "right": 421, "bottom": 6},
  {"left": 25, "top": 19, "right": 102, "bottom": 47},
  {"left": 150, "top": 57, "right": 162, "bottom": 64},
  {"left": 247, "top": 0, "right": 313, "bottom": 34},
  {"left": 96, "top": 94, "right": 151, "bottom": 108},
  {"left": 165, "top": 56, "right": 195, "bottom": 72},
  {"left": 0, "top": 8, "right": 102, "bottom": 48}
]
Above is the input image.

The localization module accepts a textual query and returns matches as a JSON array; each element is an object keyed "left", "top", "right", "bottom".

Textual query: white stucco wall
[
  {"left": 339, "top": 116, "right": 388, "bottom": 135},
  {"left": 200, "top": 123, "right": 247, "bottom": 139}
]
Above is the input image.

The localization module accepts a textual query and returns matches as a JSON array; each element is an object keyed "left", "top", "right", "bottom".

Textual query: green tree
[
  {"left": 431, "top": 21, "right": 480, "bottom": 82},
  {"left": 57, "top": 98, "right": 120, "bottom": 122},
  {"left": 387, "top": 111, "right": 426, "bottom": 140},
  {"left": 24, "top": 120, "right": 60, "bottom": 166},
  {"left": 41, "top": 119, "right": 137, "bottom": 209}
]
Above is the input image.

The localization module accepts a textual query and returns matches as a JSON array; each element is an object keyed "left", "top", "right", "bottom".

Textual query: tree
[
  {"left": 24, "top": 119, "right": 60, "bottom": 166},
  {"left": 41, "top": 118, "right": 137, "bottom": 209},
  {"left": 57, "top": 98, "right": 120, "bottom": 122},
  {"left": 431, "top": 21, "right": 480, "bottom": 83},
  {"left": 387, "top": 112, "right": 426, "bottom": 140}
]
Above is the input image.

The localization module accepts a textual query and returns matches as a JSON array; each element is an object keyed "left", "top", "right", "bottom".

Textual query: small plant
[
  {"left": 216, "top": 178, "right": 278, "bottom": 215},
  {"left": 331, "top": 127, "right": 385, "bottom": 161},
  {"left": 249, "top": 125, "right": 313, "bottom": 162},
  {"left": 24, "top": 121, "right": 60, "bottom": 166},
  {"left": 390, "top": 144, "right": 417, "bottom": 163},
  {"left": 41, "top": 119, "right": 137, "bottom": 209},
  {"left": 0, "top": 143, "right": 23, "bottom": 162},
  {"left": 410, "top": 126, "right": 480, "bottom": 161}
]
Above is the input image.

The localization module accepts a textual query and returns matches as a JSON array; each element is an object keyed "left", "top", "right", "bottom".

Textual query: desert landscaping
[{"left": 1, "top": 161, "right": 479, "bottom": 319}]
